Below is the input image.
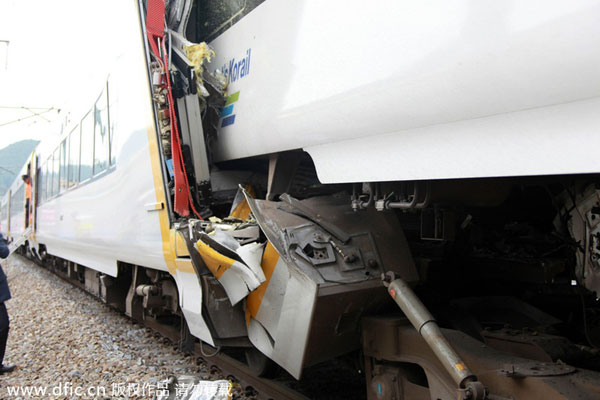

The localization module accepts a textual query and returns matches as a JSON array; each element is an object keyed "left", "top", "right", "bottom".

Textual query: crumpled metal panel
[
  {"left": 243, "top": 190, "right": 419, "bottom": 284},
  {"left": 241, "top": 189, "right": 418, "bottom": 378},
  {"left": 181, "top": 187, "right": 418, "bottom": 378},
  {"left": 195, "top": 232, "right": 265, "bottom": 305}
]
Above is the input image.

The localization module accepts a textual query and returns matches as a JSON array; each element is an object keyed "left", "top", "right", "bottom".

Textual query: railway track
[
  {"left": 142, "top": 317, "right": 310, "bottom": 400},
  {"left": 20, "top": 251, "right": 312, "bottom": 400}
]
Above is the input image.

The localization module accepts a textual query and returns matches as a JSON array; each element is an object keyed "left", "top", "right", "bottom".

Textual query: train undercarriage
[{"left": 28, "top": 170, "right": 600, "bottom": 399}]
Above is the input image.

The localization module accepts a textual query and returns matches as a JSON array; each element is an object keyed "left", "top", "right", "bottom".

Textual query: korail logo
[
  {"left": 219, "top": 48, "right": 251, "bottom": 128},
  {"left": 220, "top": 48, "right": 251, "bottom": 84}
]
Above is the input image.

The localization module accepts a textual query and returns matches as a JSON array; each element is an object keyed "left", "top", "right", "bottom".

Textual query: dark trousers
[{"left": 0, "top": 302, "right": 8, "bottom": 366}]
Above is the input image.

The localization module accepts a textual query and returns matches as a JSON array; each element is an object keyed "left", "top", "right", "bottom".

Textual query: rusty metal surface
[
  {"left": 363, "top": 316, "right": 600, "bottom": 400},
  {"left": 482, "top": 329, "right": 571, "bottom": 363},
  {"left": 498, "top": 362, "right": 575, "bottom": 377}
]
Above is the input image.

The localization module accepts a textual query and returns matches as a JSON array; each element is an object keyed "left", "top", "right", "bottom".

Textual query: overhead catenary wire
[
  {"left": 0, "top": 106, "right": 54, "bottom": 110},
  {"left": 0, "top": 166, "right": 16, "bottom": 175},
  {"left": 0, "top": 107, "right": 56, "bottom": 127}
]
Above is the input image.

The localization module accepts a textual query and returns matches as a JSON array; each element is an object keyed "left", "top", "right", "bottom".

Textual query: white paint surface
[{"left": 208, "top": 0, "right": 600, "bottom": 182}]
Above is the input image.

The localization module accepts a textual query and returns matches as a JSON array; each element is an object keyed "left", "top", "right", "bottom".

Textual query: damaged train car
[{"left": 4, "top": 0, "right": 600, "bottom": 399}]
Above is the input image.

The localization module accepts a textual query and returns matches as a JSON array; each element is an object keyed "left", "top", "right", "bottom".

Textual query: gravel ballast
[{"left": 0, "top": 255, "right": 243, "bottom": 399}]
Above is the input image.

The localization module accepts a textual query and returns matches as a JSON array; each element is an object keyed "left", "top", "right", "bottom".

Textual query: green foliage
[{"left": 0, "top": 140, "right": 39, "bottom": 196}]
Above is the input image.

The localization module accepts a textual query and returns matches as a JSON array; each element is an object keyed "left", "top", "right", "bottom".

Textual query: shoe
[{"left": 0, "top": 364, "right": 16, "bottom": 374}]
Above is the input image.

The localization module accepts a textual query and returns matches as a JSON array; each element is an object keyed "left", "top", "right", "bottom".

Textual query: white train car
[
  {"left": 200, "top": 0, "right": 600, "bottom": 183},
  {"left": 33, "top": 55, "right": 165, "bottom": 278},
  {"left": 3, "top": 1, "right": 600, "bottom": 398},
  {"left": 24, "top": 0, "right": 215, "bottom": 348}
]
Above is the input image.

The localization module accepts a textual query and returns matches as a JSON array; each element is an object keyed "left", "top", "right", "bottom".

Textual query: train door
[
  {"left": 23, "top": 161, "right": 32, "bottom": 229},
  {"left": 0, "top": 199, "right": 6, "bottom": 234},
  {"left": 5, "top": 191, "right": 10, "bottom": 240},
  {"left": 32, "top": 156, "right": 39, "bottom": 234}
]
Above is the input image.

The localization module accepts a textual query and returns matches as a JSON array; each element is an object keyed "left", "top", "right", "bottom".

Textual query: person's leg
[{"left": 0, "top": 302, "right": 9, "bottom": 366}]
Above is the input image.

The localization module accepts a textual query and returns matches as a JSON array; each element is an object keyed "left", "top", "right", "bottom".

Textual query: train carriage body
[
  {"left": 205, "top": 0, "right": 600, "bottom": 183},
  {"left": 32, "top": 5, "right": 167, "bottom": 277}
]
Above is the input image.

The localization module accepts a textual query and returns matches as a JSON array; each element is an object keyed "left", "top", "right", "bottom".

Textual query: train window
[
  {"left": 68, "top": 125, "right": 80, "bottom": 186},
  {"left": 0, "top": 203, "right": 6, "bottom": 227},
  {"left": 43, "top": 161, "right": 48, "bottom": 202},
  {"left": 47, "top": 158, "right": 53, "bottom": 198},
  {"left": 44, "top": 159, "right": 50, "bottom": 201},
  {"left": 9, "top": 192, "right": 14, "bottom": 217},
  {"left": 38, "top": 163, "right": 45, "bottom": 204},
  {"left": 80, "top": 111, "right": 94, "bottom": 182},
  {"left": 185, "top": 0, "right": 264, "bottom": 43},
  {"left": 10, "top": 186, "right": 23, "bottom": 223},
  {"left": 93, "top": 91, "right": 109, "bottom": 175},
  {"left": 52, "top": 148, "right": 60, "bottom": 197},
  {"left": 40, "top": 161, "right": 46, "bottom": 203},
  {"left": 107, "top": 78, "right": 117, "bottom": 165},
  {"left": 60, "top": 139, "right": 68, "bottom": 192}
]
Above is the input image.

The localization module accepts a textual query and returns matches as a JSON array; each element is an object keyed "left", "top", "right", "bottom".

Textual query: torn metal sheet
[
  {"left": 209, "top": 228, "right": 265, "bottom": 281},
  {"left": 173, "top": 269, "right": 215, "bottom": 346},
  {"left": 245, "top": 241, "right": 317, "bottom": 379},
  {"left": 245, "top": 243, "right": 292, "bottom": 334},
  {"left": 229, "top": 185, "right": 254, "bottom": 220},
  {"left": 236, "top": 241, "right": 266, "bottom": 281},
  {"left": 223, "top": 224, "right": 260, "bottom": 245},
  {"left": 194, "top": 233, "right": 265, "bottom": 305}
]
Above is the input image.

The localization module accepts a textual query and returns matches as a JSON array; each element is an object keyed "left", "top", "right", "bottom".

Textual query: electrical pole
[{"left": 0, "top": 40, "right": 8, "bottom": 70}]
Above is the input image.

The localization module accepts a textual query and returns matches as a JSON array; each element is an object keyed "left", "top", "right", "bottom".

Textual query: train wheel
[{"left": 244, "top": 348, "right": 280, "bottom": 378}]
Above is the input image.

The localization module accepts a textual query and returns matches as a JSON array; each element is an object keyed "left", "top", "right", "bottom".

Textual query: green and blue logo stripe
[{"left": 221, "top": 91, "right": 239, "bottom": 128}]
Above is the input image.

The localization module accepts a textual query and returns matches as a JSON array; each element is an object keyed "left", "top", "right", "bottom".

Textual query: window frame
[
  {"left": 37, "top": 78, "right": 118, "bottom": 202},
  {"left": 52, "top": 148, "right": 60, "bottom": 197},
  {"left": 59, "top": 138, "right": 69, "bottom": 193},
  {"left": 68, "top": 124, "right": 81, "bottom": 187},
  {"left": 79, "top": 109, "right": 95, "bottom": 183},
  {"left": 93, "top": 90, "right": 110, "bottom": 176}
]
